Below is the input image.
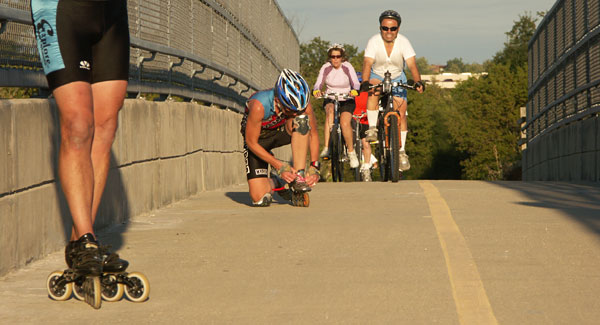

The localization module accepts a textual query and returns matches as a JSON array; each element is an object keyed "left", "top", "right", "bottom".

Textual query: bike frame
[
  {"left": 321, "top": 92, "right": 352, "bottom": 182},
  {"left": 369, "top": 71, "right": 416, "bottom": 182}
]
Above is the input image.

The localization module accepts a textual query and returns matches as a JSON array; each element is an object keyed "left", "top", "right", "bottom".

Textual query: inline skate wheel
[
  {"left": 101, "top": 274, "right": 124, "bottom": 302},
  {"left": 292, "top": 192, "right": 310, "bottom": 207},
  {"left": 124, "top": 272, "right": 150, "bottom": 302},
  {"left": 47, "top": 271, "right": 73, "bottom": 301},
  {"left": 82, "top": 276, "right": 102, "bottom": 309},
  {"left": 72, "top": 280, "right": 85, "bottom": 301}
]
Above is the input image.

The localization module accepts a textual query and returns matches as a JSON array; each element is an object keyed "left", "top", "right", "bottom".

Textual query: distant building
[
  {"left": 421, "top": 72, "right": 487, "bottom": 89},
  {"left": 429, "top": 65, "right": 446, "bottom": 74}
]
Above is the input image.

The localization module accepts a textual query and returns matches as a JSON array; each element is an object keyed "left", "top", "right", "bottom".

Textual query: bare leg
[
  {"left": 393, "top": 97, "right": 408, "bottom": 131},
  {"left": 362, "top": 138, "right": 371, "bottom": 165},
  {"left": 248, "top": 178, "right": 272, "bottom": 203},
  {"left": 89, "top": 80, "right": 127, "bottom": 226},
  {"left": 53, "top": 82, "right": 95, "bottom": 240},
  {"left": 289, "top": 119, "right": 309, "bottom": 171},
  {"left": 323, "top": 103, "right": 333, "bottom": 148},
  {"left": 340, "top": 112, "right": 354, "bottom": 152}
]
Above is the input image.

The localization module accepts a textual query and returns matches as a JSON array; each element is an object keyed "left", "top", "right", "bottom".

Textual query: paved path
[{"left": 1, "top": 181, "right": 600, "bottom": 324}]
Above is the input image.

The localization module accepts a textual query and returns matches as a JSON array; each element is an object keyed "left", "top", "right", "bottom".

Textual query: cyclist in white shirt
[{"left": 361, "top": 10, "right": 425, "bottom": 171}]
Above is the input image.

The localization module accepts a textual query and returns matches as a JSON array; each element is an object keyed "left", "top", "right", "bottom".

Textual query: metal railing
[
  {"left": 0, "top": 0, "right": 299, "bottom": 112},
  {"left": 525, "top": 0, "right": 600, "bottom": 142}
]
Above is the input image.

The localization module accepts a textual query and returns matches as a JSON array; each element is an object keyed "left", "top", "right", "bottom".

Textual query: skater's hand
[
  {"left": 280, "top": 170, "right": 297, "bottom": 183},
  {"left": 306, "top": 173, "right": 319, "bottom": 187}
]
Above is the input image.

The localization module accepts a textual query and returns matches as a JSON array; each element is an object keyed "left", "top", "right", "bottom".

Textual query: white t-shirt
[{"left": 364, "top": 33, "right": 416, "bottom": 79}]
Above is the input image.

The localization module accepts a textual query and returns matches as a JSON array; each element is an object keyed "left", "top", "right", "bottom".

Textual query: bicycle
[
  {"left": 316, "top": 92, "right": 354, "bottom": 182},
  {"left": 351, "top": 110, "right": 368, "bottom": 181},
  {"left": 367, "top": 71, "right": 417, "bottom": 182}
]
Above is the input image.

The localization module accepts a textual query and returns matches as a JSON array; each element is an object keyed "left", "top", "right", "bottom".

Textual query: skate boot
[
  {"left": 289, "top": 170, "right": 311, "bottom": 207},
  {"left": 99, "top": 244, "right": 129, "bottom": 273},
  {"left": 66, "top": 240, "right": 129, "bottom": 272}
]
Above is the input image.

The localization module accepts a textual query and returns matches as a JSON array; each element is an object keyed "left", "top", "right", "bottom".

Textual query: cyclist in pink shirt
[{"left": 312, "top": 44, "right": 361, "bottom": 168}]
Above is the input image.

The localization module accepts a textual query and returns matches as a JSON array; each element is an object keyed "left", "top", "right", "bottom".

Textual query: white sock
[
  {"left": 367, "top": 110, "right": 378, "bottom": 128},
  {"left": 401, "top": 131, "right": 407, "bottom": 151}
]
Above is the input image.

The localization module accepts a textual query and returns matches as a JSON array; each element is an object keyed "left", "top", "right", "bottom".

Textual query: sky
[{"left": 276, "top": 0, "right": 558, "bottom": 65}]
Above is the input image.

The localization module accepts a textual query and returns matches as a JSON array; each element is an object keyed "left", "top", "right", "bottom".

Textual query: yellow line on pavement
[{"left": 419, "top": 181, "right": 498, "bottom": 325}]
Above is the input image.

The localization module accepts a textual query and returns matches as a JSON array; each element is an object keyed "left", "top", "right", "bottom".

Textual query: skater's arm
[{"left": 245, "top": 100, "right": 286, "bottom": 171}]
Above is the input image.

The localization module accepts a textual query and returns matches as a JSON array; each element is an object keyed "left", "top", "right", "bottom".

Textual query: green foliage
[
  {"left": 0, "top": 87, "right": 38, "bottom": 99},
  {"left": 493, "top": 13, "right": 538, "bottom": 71},
  {"left": 446, "top": 63, "right": 527, "bottom": 180},
  {"left": 416, "top": 57, "right": 433, "bottom": 75},
  {"left": 404, "top": 85, "right": 461, "bottom": 179},
  {"left": 445, "top": 57, "right": 466, "bottom": 73}
]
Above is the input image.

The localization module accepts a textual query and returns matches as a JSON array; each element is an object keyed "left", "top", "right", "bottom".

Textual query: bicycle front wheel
[
  {"left": 376, "top": 121, "right": 388, "bottom": 182},
  {"left": 388, "top": 114, "right": 401, "bottom": 182},
  {"left": 330, "top": 127, "right": 344, "bottom": 182}
]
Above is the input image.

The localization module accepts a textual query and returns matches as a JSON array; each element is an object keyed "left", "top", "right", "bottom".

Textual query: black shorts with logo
[
  {"left": 244, "top": 127, "right": 292, "bottom": 180},
  {"left": 31, "top": 0, "right": 130, "bottom": 91}
]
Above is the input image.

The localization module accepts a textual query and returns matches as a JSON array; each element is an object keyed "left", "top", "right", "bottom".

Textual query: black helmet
[{"left": 379, "top": 10, "right": 401, "bottom": 26}]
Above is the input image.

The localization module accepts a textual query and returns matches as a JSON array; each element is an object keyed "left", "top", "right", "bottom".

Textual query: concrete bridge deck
[{"left": 1, "top": 181, "right": 599, "bottom": 324}]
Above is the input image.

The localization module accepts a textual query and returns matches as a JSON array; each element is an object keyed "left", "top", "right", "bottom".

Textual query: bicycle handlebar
[
  {"left": 367, "top": 80, "right": 417, "bottom": 92},
  {"left": 315, "top": 92, "right": 355, "bottom": 100}
]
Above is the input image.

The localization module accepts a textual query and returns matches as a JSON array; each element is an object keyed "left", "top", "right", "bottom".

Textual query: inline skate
[
  {"left": 46, "top": 233, "right": 103, "bottom": 309},
  {"left": 289, "top": 170, "right": 311, "bottom": 207},
  {"left": 48, "top": 234, "right": 150, "bottom": 305},
  {"left": 270, "top": 171, "right": 310, "bottom": 207}
]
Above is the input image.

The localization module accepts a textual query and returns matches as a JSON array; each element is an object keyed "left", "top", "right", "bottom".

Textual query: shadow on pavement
[
  {"left": 225, "top": 191, "right": 292, "bottom": 206},
  {"left": 493, "top": 181, "right": 600, "bottom": 236}
]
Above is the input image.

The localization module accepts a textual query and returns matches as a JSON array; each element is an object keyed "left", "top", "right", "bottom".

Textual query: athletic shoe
[
  {"left": 365, "top": 127, "right": 378, "bottom": 142},
  {"left": 399, "top": 151, "right": 410, "bottom": 171},
  {"left": 361, "top": 167, "right": 372, "bottom": 182},
  {"left": 348, "top": 151, "right": 359, "bottom": 168}
]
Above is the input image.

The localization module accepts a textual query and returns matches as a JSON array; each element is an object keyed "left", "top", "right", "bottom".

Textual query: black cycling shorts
[
  {"left": 31, "top": 0, "right": 130, "bottom": 91},
  {"left": 244, "top": 127, "right": 292, "bottom": 180},
  {"left": 323, "top": 98, "right": 356, "bottom": 114}
]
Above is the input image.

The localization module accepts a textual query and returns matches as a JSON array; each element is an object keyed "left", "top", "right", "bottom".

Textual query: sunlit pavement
[{"left": 1, "top": 181, "right": 600, "bottom": 324}]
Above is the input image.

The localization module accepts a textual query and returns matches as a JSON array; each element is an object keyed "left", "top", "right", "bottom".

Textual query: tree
[
  {"left": 403, "top": 84, "right": 457, "bottom": 179},
  {"left": 446, "top": 63, "right": 527, "bottom": 180},
  {"left": 445, "top": 57, "right": 466, "bottom": 73},
  {"left": 493, "top": 13, "right": 538, "bottom": 71}
]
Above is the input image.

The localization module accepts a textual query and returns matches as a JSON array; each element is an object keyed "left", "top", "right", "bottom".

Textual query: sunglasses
[
  {"left": 380, "top": 26, "right": 399, "bottom": 32},
  {"left": 330, "top": 55, "right": 342, "bottom": 59}
]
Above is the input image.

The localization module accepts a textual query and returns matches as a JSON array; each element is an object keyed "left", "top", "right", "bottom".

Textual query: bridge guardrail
[
  {"left": 525, "top": 0, "right": 600, "bottom": 142},
  {"left": 0, "top": 1, "right": 299, "bottom": 112}
]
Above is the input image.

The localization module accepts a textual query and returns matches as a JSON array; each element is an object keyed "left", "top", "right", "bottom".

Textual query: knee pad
[{"left": 293, "top": 114, "right": 310, "bottom": 135}]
